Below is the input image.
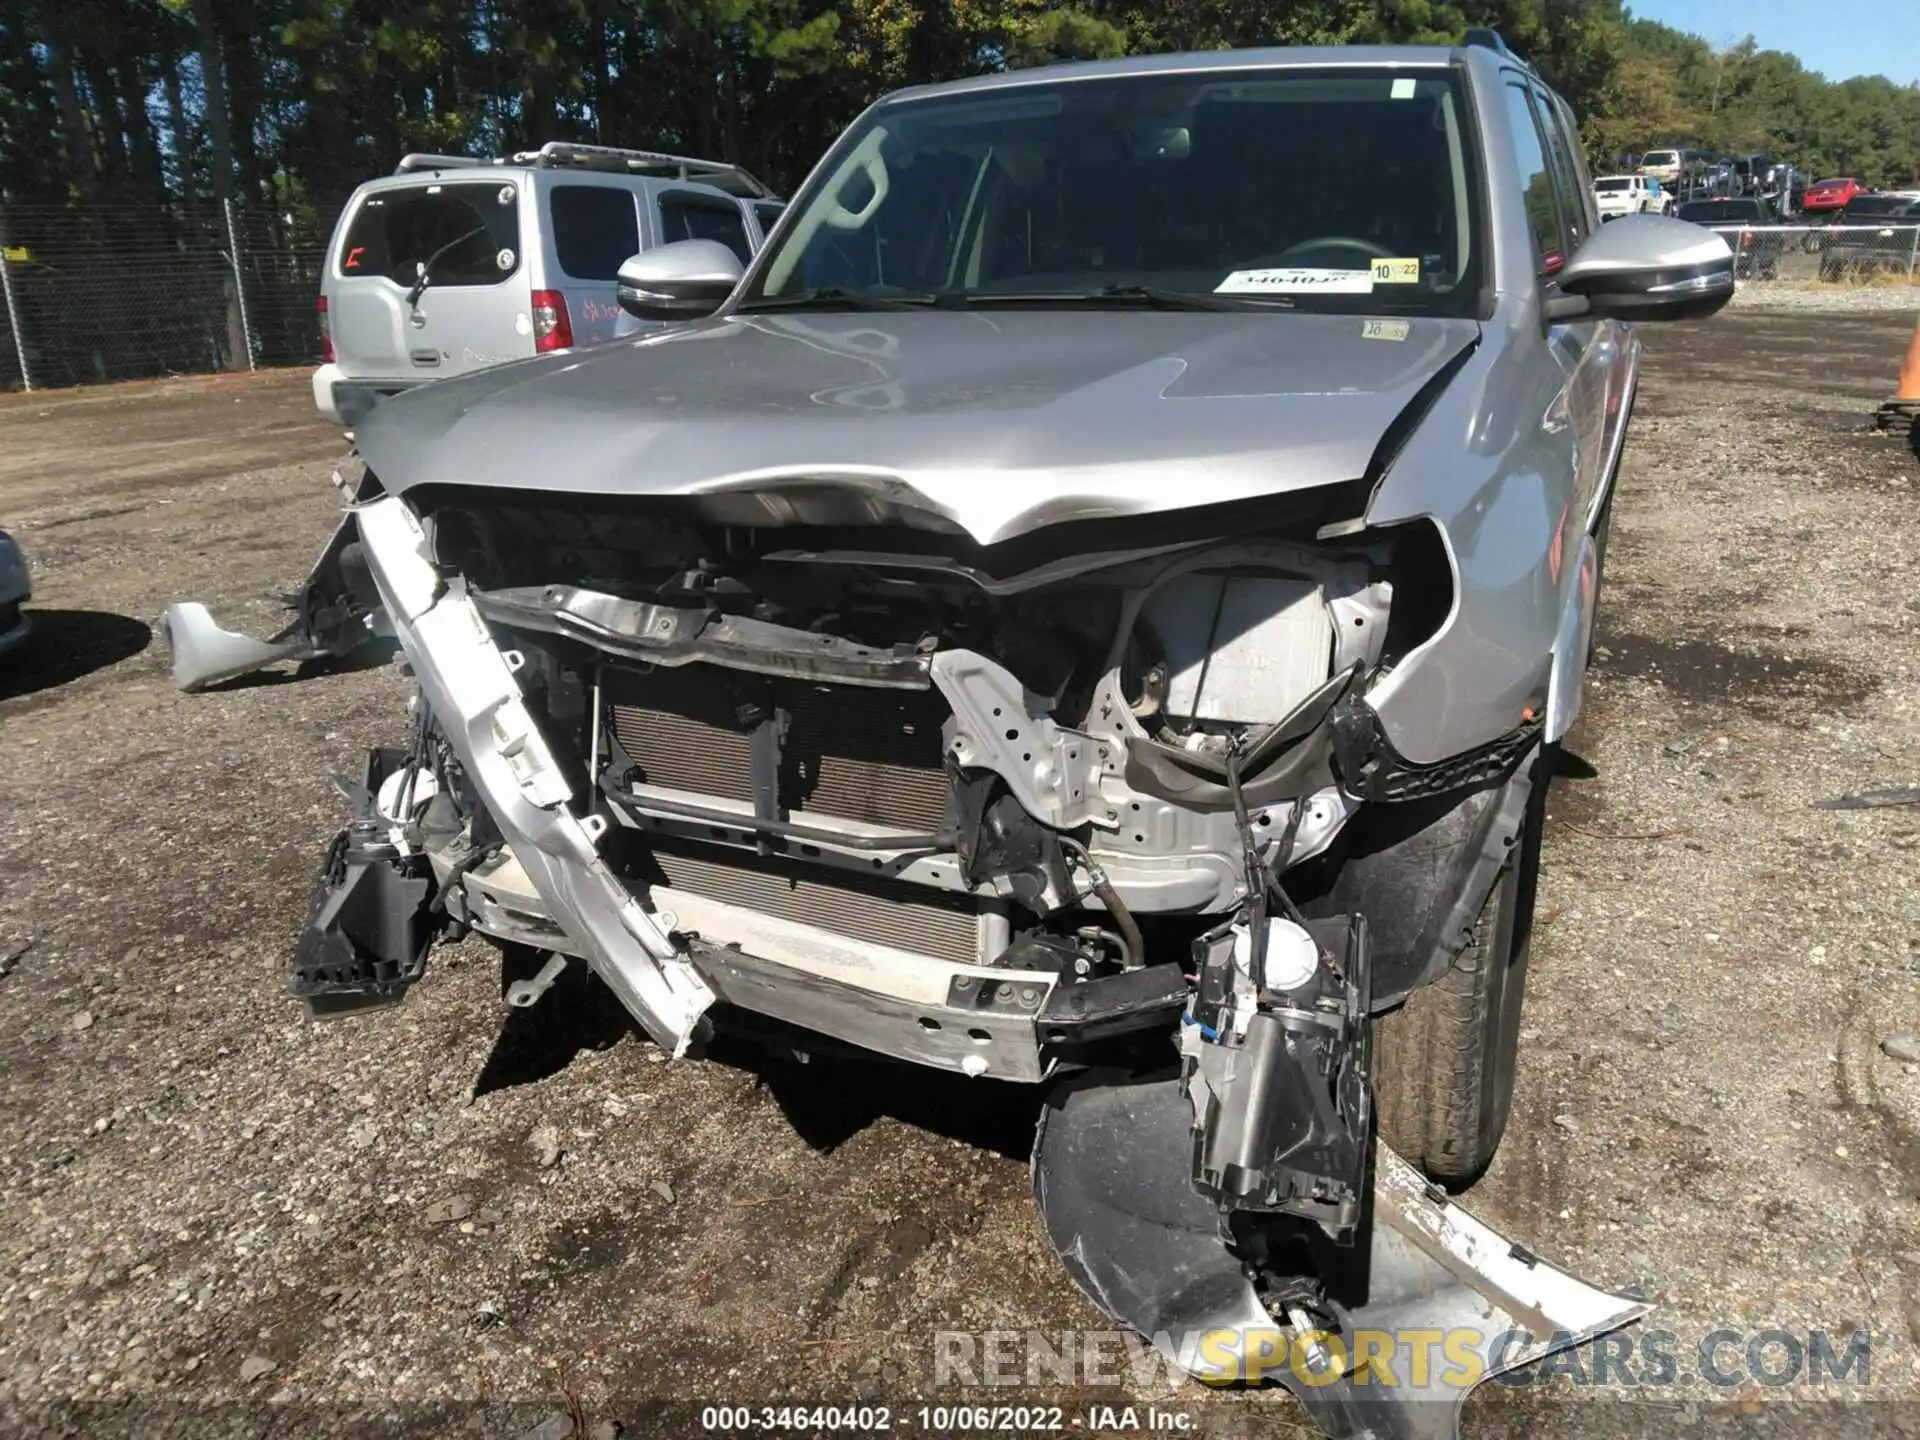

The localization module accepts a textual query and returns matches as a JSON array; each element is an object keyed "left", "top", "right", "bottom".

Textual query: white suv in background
[
  {"left": 312, "top": 143, "right": 783, "bottom": 429},
  {"left": 1593, "top": 174, "right": 1669, "bottom": 220}
]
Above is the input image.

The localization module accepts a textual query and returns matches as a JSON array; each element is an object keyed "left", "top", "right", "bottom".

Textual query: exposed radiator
[
  {"left": 644, "top": 841, "right": 986, "bottom": 964},
  {"left": 608, "top": 668, "right": 952, "bottom": 831}
]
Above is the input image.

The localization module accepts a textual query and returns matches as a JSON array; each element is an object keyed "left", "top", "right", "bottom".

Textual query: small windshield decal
[
  {"left": 1215, "top": 268, "right": 1375, "bottom": 295},
  {"left": 1371, "top": 257, "right": 1421, "bottom": 284},
  {"left": 1391, "top": 77, "right": 1417, "bottom": 100},
  {"left": 1362, "top": 318, "right": 1412, "bottom": 342},
  {"left": 498, "top": 185, "right": 516, "bottom": 206},
  {"left": 496, "top": 248, "right": 516, "bottom": 271}
]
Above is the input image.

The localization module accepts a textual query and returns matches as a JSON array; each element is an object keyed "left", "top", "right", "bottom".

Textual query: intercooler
[
  {"left": 642, "top": 841, "right": 990, "bottom": 964},
  {"left": 607, "top": 667, "right": 953, "bottom": 831}
]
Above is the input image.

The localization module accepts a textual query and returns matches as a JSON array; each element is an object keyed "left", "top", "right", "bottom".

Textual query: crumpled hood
[{"left": 356, "top": 308, "right": 1479, "bottom": 545}]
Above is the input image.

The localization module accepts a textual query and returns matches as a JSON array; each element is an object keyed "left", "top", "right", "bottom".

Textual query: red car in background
[{"left": 1803, "top": 177, "right": 1864, "bottom": 213}]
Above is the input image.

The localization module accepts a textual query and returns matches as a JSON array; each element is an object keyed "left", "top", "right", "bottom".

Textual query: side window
[
  {"left": 754, "top": 201, "right": 785, "bottom": 237},
  {"left": 658, "top": 193, "right": 752, "bottom": 265},
  {"left": 1533, "top": 87, "right": 1593, "bottom": 254},
  {"left": 549, "top": 186, "right": 641, "bottom": 281},
  {"left": 337, "top": 183, "right": 521, "bottom": 286},
  {"left": 1500, "top": 81, "right": 1564, "bottom": 273}
]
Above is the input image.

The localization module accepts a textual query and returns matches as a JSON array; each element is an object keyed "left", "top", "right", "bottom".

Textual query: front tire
[{"left": 1372, "top": 750, "right": 1549, "bottom": 1187}]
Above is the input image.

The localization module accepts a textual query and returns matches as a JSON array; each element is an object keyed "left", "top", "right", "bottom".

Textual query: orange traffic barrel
[
  {"left": 1897, "top": 318, "right": 1920, "bottom": 402},
  {"left": 1873, "top": 318, "right": 1920, "bottom": 443}
]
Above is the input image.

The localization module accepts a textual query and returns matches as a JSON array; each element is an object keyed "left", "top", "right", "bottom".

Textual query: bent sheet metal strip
[{"left": 1032, "top": 1073, "right": 1646, "bottom": 1440}]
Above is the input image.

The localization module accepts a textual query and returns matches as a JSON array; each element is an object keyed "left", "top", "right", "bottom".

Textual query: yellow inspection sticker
[{"left": 1370, "top": 257, "right": 1420, "bottom": 284}]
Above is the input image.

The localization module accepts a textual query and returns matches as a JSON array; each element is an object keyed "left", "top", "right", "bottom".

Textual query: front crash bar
[{"left": 353, "top": 496, "right": 716, "bottom": 1052}]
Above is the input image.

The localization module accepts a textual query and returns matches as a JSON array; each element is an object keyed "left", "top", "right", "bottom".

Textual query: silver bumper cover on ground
[{"left": 1034, "top": 1075, "right": 1649, "bottom": 1440}]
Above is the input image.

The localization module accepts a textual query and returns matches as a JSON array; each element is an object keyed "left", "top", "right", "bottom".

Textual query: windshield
[
  {"left": 1646, "top": 151, "right": 1678, "bottom": 166},
  {"left": 1813, "top": 178, "right": 1850, "bottom": 188},
  {"left": 746, "top": 67, "right": 1482, "bottom": 316}
]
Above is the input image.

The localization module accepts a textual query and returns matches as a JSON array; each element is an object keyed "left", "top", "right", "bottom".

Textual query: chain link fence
[
  {"left": 1697, "top": 223, "right": 1920, "bottom": 287},
  {"left": 0, "top": 201, "right": 335, "bottom": 392}
]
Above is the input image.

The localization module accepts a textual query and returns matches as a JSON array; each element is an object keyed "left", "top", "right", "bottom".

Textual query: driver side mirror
[
  {"left": 615, "top": 239, "right": 744, "bottom": 322},
  {"left": 1545, "top": 213, "right": 1735, "bottom": 323}
]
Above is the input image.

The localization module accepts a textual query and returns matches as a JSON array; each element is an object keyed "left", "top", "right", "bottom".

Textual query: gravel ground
[
  {"left": 1728, "top": 281, "right": 1920, "bottom": 314},
  {"left": 1, "top": 316, "right": 1918, "bottom": 1440}
]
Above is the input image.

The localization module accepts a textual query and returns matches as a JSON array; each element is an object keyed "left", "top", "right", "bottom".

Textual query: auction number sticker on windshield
[
  {"left": 1216, "top": 268, "right": 1375, "bottom": 295},
  {"left": 1370, "top": 257, "right": 1422, "bottom": 284}
]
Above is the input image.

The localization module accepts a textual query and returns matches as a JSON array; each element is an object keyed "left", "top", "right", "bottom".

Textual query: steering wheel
[{"left": 1247, "top": 236, "right": 1399, "bottom": 268}]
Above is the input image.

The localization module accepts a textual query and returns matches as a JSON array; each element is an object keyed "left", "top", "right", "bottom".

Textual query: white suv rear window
[{"left": 338, "top": 182, "right": 521, "bottom": 286}]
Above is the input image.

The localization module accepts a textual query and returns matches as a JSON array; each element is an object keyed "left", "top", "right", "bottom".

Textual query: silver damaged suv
[{"left": 257, "top": 36, "right": 1734, "bottom": 1432}]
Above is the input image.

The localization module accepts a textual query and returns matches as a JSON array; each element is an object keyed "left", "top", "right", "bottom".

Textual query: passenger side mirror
[
  {"left": 615, "top": 239, "right": 744, "bottom": 322},
  {"left": 1545, "top": 213, "right": 1735, "bottom": 323}
]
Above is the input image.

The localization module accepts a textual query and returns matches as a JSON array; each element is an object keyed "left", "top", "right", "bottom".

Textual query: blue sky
[{"left": 1635, "top": 0, "right": 1920, "bottom": 84}]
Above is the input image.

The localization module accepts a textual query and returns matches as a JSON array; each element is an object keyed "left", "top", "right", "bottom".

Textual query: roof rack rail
[
  {"left": 394, "top": 153, "right": 486, "bottom": 173},
  {"left": 1463, "top": 27, "right": 1533, "bottom": 70},
  {"left": 513, "top": 142, "right": 773, "bottom": 197},
  {"left": 393, "top": 142, "right": 774, "bottom": 197}
]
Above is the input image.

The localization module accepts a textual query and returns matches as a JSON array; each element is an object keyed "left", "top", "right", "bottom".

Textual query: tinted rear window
[
  {"left": 659, "top": 193, "right": 752, "bottom": 264},
  {"left": 1593, "top": 178, "right": 1632, "bottom": 192},
  {"left": 1843, "top": 196, "right": 1905, "bottom": 217},
  {"left": 338, "top": 182, "right": 520, "bottom": 285},
  {"left": 550, "top": 185, "right": 642, "bottom": 280}
]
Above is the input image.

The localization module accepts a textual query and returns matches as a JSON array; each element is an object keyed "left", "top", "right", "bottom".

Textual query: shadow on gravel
[
  {"left": 1594, "top": 626, "right": 1876, "bottom": 716},
  {"left": 468, "top": 963, "right": 1045, "bottom": 1160},
  {"left": 0, "top": 608, "right": 150, "bottom": 703},
  {"left": 712, "top": 1028, "right": 1044, "bottom": 1162},
  {"left": 471, "top": 950, "right": 635, "bottom": 1097},
  {"left": 193, "top": 638, "right": 402, "bottom": 693}
]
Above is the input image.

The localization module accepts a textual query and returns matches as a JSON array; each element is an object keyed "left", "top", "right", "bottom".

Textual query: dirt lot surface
[{"left": 2, "top": 314, "right": 1919, "bottom": 1440}]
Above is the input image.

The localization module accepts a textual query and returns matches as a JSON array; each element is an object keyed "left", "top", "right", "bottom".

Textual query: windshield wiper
[
  {"left": 405, "top": 224, "right": 489, "bottom": 308},
  {"left": 742, "top": 284, "right": 1297, "bottom": 313},
  {"left": 928, "top": 284, "right": 1294, "bottom": 311},
  {"left": 1089, "top": 283, "right": 1293, "bottom": 311},
  {"left": 737, "top": 287, "right": 940, "bottom": 312}
]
